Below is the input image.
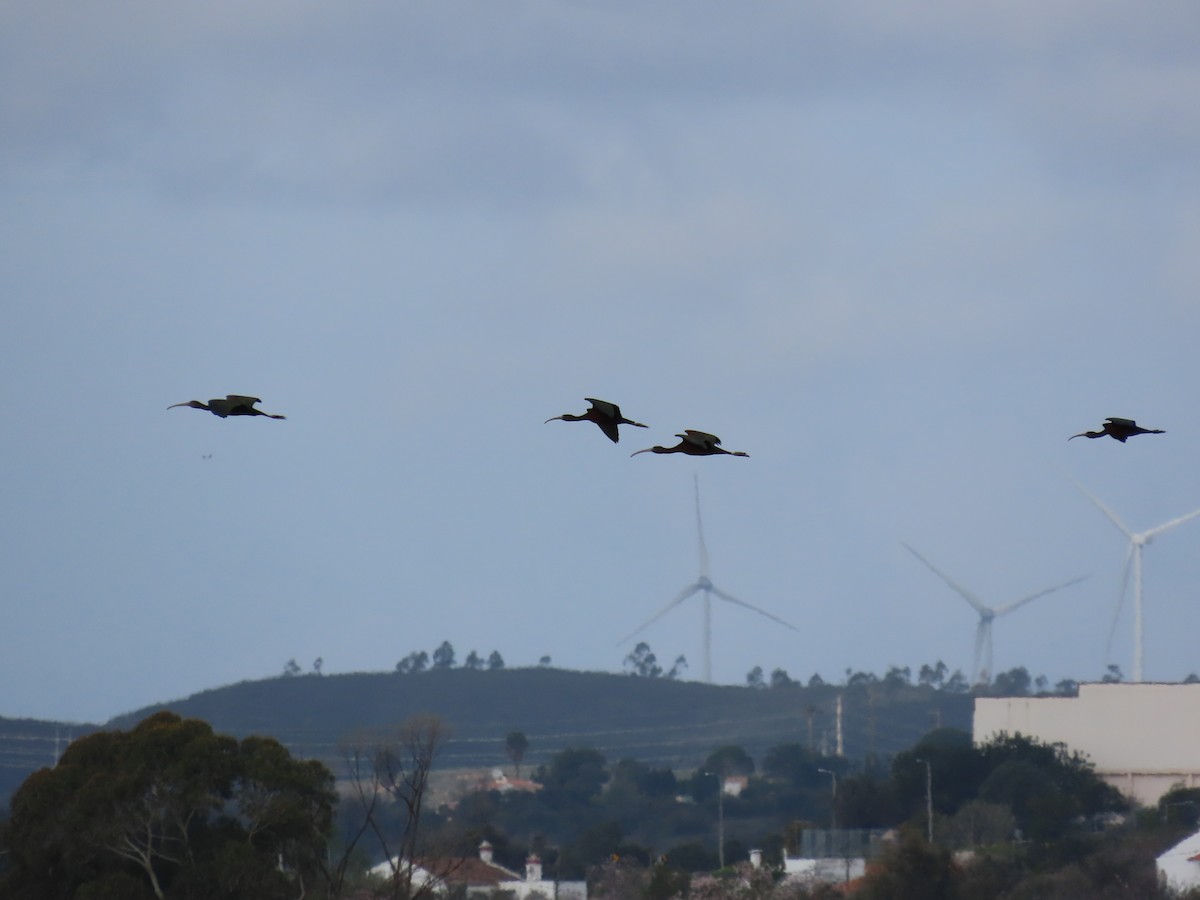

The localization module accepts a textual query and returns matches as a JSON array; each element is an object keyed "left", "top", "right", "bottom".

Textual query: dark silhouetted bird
[
  {"left": 544, "top": 397, "right": 648, "bottom": 443},
  {"left": 631, "top": 430, "right": 749, "bottom": 458},
  {"left": 1069, "top": 417, "right": 1163, "bottom": 443},
  {"left": 168, "top": 395, "right": 286, "bottom": 419}
]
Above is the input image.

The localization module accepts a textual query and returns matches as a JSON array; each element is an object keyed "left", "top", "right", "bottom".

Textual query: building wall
[{"left": 973, "top": 682, "right": 1200, "bottom": 806}]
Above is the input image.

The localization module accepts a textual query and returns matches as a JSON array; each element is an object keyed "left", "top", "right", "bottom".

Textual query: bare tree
[
  {"left": 505, "top": 731, "right": 529, "bottom": 780},
  {"left": 340, "top": 714, "right": 452, "bottom": 899}
]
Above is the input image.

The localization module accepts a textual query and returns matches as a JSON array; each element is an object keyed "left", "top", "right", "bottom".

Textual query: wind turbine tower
[
  {"left": 902, "top": 543, "right": 1085, "bottom": 685},
  {"left": 620, "top": 475, "right": 798, "bottom": 683},
  {"left": 1067, "top": 476, "right": 1200, "bottom": 682}
]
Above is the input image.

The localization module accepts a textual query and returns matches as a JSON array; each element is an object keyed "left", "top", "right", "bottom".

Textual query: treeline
[
  {"left": 5, "top": 711, "right": 1199, "bottom": 899},
  {"left": 284, "top": 637, "right": 1164, "bottom": 699}
]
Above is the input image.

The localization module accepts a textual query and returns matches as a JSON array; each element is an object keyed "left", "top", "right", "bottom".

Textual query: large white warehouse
[{"left": 973, "top": 682, "right": 1200, "bottom": 806}]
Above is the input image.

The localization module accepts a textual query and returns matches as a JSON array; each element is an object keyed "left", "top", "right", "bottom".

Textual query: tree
[
  {"left": 1054, "top": 678, "right": 1079, "bottom": 696},
  {"left": 505, "top": 731, "right": 529, "bottom": 780},
  {"left": 855, "top": 830, "right": 956, "bottom": 900},
  {"left": 989, "top": 666, "right": 1032, "bottom": 696},
  {"left": 666, "top": 655, "right": 688, "bottom": 679},
  {"left": 761, "top": 742, "right": 821, "bottom": 787},
  {"left": 432, "top": 640, "right": 456, "bottom": 670},
  {"left": 312, "top": 656, "right": 323, "bottom": 676},
  {"left": 283, "top": 658, "right": 301, "bottom": 677},
  {"left": 395, "top": 650, "right": 429, "bottom": 674},
  {"left": 487, "top": 650, "right": 505, "bottom": 670},
  {"left": 624, "top": 642, "right": 662, "bottom": 678},
  {"left": 464, "top": 650, "right": 484, "bottom": 670},
  {"left": 918, "top": 660, "right": 948, "bottom": 689},
  {"left": 537, "top": 747, "right": 609, "bottom": 808},
  {"left": 1, "top": 712, "right": 335, "bottom": 900},
  {"left": 769, "top": 667, "right": 797, "bottom": 688},
  {"left": 341, "top": 714, "right": 450, "bottom": 899},
  {"left": 746, "top": 665, "right": 765, "bottom": 688},
  {"left": 539, "top": 655, "right": 552, "bottom": 667},
  {"left": 943, "top": 669, "right": 970, "bottom": 693},
  {"left": 704, "top": 745, "right": 754, "bottom": 777}
]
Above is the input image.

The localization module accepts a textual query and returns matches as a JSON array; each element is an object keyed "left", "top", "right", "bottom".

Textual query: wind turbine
[
  {"left": 619, "top": 475, "right": 798, "bottom": 683},
  {"left": 902, "top": 543, "right": 1086, "bottom": 686},
  {"left": 1066, "top": 476, "right": 1200, "bottom": 682}
]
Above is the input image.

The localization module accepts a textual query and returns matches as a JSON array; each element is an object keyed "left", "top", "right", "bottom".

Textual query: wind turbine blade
[
  {"left": 1065, "top": 475, "right": 1134, "bottom": 539},
  {"left": 694, "top": 474, "right": 710, "bottom": 579},
  {"left": 708, "top": 585, "right": 800, "bottom": 632},
  {"left": 1104, "top": 545, "right": 1134, "bottom": 667},
  {"left": 1141, "top": 507, "right": 1200, "bottom": 542},
  {"left": 617, "top": 583, "right": 703, "bottom": 645},
  {"left": 901, "top": 542, "right": 989, "bottom": 615},
  {"left": 993, "top": 575, "right": 1088, "bottom": 617}
]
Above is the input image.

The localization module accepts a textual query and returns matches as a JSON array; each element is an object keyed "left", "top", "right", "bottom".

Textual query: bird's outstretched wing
[
  {"left": 586, "top": 398, "right": 619, "bottom": 418},
  {"left": 1105, "top": 417, "right": 1137, "bottom": 427},
  {"left": 224, "top": 394, "right": 263, "bottom": 407},
  {"left": 681, "top": 430, "right": 721, "bottom": 449}
]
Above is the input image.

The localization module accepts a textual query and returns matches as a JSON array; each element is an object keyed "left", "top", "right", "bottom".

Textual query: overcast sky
[{"left": 3, "top": 2, "right": 1200, "bottom": 724}]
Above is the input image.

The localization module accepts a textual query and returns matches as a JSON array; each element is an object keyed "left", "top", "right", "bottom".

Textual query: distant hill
[
  {"left": 105, "top": 667, "right": 972, "bottom": 781},
  {"left": 1, "top": 668, "right": 973, "bottom": 805},
  {"left": 0, "top": 717, "right": 100, "bottom": 805}
]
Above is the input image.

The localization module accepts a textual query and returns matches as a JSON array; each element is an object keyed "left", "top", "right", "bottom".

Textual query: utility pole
[
  {"left": 835, "top": 694, "right": 844, "bottom": 757},
  {"left": 915, "top": 758, "right": 933, "bottom": 843},
  {"left": 717, "top": 774, "right": 725, "bottom": 869},
  {"left": 817, "top": 768, "right": 838, "bottom": 830}
]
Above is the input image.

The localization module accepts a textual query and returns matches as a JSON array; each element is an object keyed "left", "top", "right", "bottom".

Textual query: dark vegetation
[
  {"left": 3, "top": 710, "right": 1196, "bottom": 898},
  {"left": 105, "top": 663, "right": 976, "bottom": 780},
  {"left": 3, "top": 654, "right": 1196, "bottom": 897}
]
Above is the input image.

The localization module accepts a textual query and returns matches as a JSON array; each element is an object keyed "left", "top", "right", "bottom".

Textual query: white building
[
  {"left": 368, "top": 842, "right": 586, "bottom": 898},
  {"left": 973, "top": 682, "right": 1200, "bottom": 806},
  {"left": 1157, "top": 829, "right": 1200, "bottom": 894}
]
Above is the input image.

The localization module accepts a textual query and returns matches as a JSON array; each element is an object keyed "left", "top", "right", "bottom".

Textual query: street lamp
[
  {"left": 914, "top": 758, "right": 933, "bottom": 843},
  {"left": 817, "top": 768, "right": 838, "bottom": 830},
  {"left": 702, "top": 770, "right": 726, "bottom": 869}
]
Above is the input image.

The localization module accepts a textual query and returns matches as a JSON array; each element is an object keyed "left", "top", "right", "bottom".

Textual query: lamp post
[
  {"left": 817, "top": 768, "right": 838, "bottom": 830},
  {"left": 702, "top": 770, "right": 726, "bottom": 869},
  {"left": 915, "top": 758, "right": 933, "bottom": 843}
]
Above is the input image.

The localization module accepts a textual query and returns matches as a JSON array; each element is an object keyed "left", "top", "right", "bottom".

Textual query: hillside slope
[{"left": 108, "top": 667, "right": 971, "bottom": 778}]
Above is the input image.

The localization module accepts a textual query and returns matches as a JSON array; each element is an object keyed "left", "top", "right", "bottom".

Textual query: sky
[{"left": 3, "top": 2, "right": 1200, "bottom": 725}]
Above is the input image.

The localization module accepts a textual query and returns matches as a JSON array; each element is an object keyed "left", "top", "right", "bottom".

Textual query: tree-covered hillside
[{"left": 107, "top": 666, "right": 973, "bottom": 780}]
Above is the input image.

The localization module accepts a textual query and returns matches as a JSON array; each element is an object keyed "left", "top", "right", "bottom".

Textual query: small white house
[
  {"left": 1157, "top": 829, "right": 1200, "bottom": 894},
  {"left": 368, "top": 842, "right": 586, "bottom": 898}
]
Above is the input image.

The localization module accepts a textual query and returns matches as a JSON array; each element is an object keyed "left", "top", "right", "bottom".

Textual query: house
[
  {"left": 368, "top": 841, "right": 586, "bottom": 898},
  {"left": 1157, "top": 829, "right": 1200, "bottom": 894},
  {"left": 974, "top": 682, "right": 1200, "bottom": 805},
  {"left": 722, "top": 775, "right": 749, "bottom": 798},
  {"left": 477, "top": 767, "right": 543, "bottom": 795}
]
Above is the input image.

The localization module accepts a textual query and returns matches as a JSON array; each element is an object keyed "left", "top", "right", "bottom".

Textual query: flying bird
[
  {"left": 544, "top": 398, "right": 648, "bottom": 443},
  {"left": 1069, "top": 417, "right": 1163, "bottom": 443},
  {"left": 631, "top": 430, "right": 749, "bottom": 458},
  {"left": 168, "top": 395, "right": 286, "bottom": 419}
]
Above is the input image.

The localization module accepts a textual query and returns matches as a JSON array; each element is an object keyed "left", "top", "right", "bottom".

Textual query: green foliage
[
  {"left": 0, "top": 712, "right": 335, "bottom": 900},
  {"left": 505, "top": 730, "right": 529, "bottom": 778},
  {"left": 893, "top": 731, "right": 1126, "bottom": 844},
  {"left": 433, "top": 640, "right": 456, "bottom": 670},
  {"left": 1157, "top": 785, "right": 1200, "bottom": 829},
  {"left": 624, "top": 642, "right": 663, "bottom": 677},
  {"left": 855, "top": 831, "right": 957, "bottom": 900},
  {"left": 705, "top": 745, "right": 754, "bottom": 777},
  {"left": 987, "top": 666, "right": 1033, "bottom": 697},
  {"left": 537, "top": 747, "right": 609, "bottom": 809},
  {"left": 395, "top": 650, "right": 429, "bottom": 673}
]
